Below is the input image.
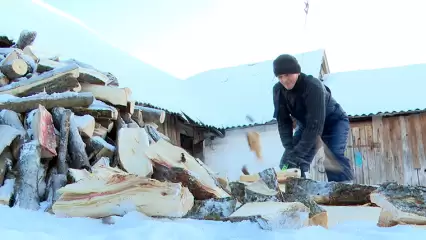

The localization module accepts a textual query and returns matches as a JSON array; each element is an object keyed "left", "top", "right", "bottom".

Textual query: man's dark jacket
[{"left": 272, "top": 73, "right": 346, "bottom": 162}]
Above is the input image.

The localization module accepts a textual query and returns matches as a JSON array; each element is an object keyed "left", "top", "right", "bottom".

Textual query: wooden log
[
  {"left": 229, "top": 181, "right": 248, "bottom": 203},
  {"left": 68, "top": 112, "right": 91, "bottom": 170},
  {"left": 15, "top": 30, "right": 37, "bottom": 50},
  {"left": 51, "top": 107, "right": 71, "bottom": 175},
  {"left": 71, "top": 99, "right": 118, "bottom": 120},
  {"left": 239, "top": 168, "right": 301, "bottom": 183},
  {"left": 77, "top": 67, "right": 113, "bottom": 85},
  {"left": 135, "top": 105, "right": 165, "bottom": 124},
  {"left": 0, "top": 72, "right": 9, "bottom": 87},
  {"left": 0, "top": 124, "right": 23, "bottom": 159},
  {"left": 185, "top": 197, "right": 237, "bottom": 220},
  {"left": 282, "top": 177, "right": 377, "bottom": 205},
  {"left": 145, "top": 139, "right": 230, "bottom": 200},
  {"left": 0, "top": 147, "right": 13, "bottom": 186},
  {"left": 22, "top": 46, "right": 40, "bottom": 63},
  {"left": 0, "top": 63, "right": 80, "bottom": 96},
  {"left": 46, "top": 167, "right": 67, "bottom": 205},
  {"left": 84, "top": 136, "right": 115, "bottom": 166},
  {"left": 0, "top": 157, "right": 15, "bottom": 206},
  {"left": 0, "top": 58, "right": 28, "bottom": 80},
  {"left": 13, "top": 140, "right": 43, "bottom": 210},
  {"left": 93, "top": 123, "right": 108, "bottom": 139},
  {"left": 121, "top": 113, "right": 139, "bottom": 128},
  {"left": 117, "top": 127, "right": 152, "bottom": 176},
  {"left": 370, "top": 182, "right": 426, "bottom": 227},
  {"left": 74, "top": 115, "right": 95, "bottom": 138},
  {"left": 36, "top": 59, "right": 65, "bottom": 73},
  {"left": 0, "top": 110, "right": 25, "bottom": 160},
  {"left": 80, "top": 83, "right": 129, "bottom": 107},
  {"left": 52, "top": 173, "right": 195, "bottom": 218},
  {"left": 131, "top": 108, "right": 144, "bottom": 127},
  {"left": 25, "top": 105, "right": 57, "bottom": 158},
  {"left": 0, "top": 92, "right": 94, "bottom": 113},
  {"left": 225, "top": 202, "right": 310, "bottom": 230}
]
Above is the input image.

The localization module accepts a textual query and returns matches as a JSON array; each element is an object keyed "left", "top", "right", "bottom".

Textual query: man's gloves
[{"left": 280, "top": 150, "right": 311, "bottom": 179}]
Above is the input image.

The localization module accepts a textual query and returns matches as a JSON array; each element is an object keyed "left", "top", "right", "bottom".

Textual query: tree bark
[
  {"left": 135, "top": 105, "right": 165, "bottom": 124},
  {"left": 0, "top": 92, "right": 94, "bottom": 113},
  {"left": 51, "top": 107, "right": 71, "bottom": 175}
]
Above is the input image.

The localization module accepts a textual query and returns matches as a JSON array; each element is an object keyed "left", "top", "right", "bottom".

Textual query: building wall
[
  {"left": 203, "top": 113, "right": 426, "bottom": 185},
  {"left": 347, "top": 114, "right": 426, "bottom": 186}
]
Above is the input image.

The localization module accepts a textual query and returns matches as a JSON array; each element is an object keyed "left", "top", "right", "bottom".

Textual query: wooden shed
[{"left": 311, "top": 63, "right": 426, "bottom": 186}]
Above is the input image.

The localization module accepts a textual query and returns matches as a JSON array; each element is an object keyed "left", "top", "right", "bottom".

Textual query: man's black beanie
[{"left": 273, "top": 54, "right": 301, "bottom": 77}]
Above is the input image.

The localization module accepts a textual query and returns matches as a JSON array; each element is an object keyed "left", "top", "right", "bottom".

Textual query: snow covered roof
[
  {"left": 181, "top": 49, "right": 326, "bottom": 129},
  {"left": 323, "top": 63, "right": 426, "bottom": 118},
  {"left": 2, "top": 0, "right": 189, "bottom": 116}
]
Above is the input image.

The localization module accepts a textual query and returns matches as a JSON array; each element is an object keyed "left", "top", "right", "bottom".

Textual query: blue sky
[{"left": 22, "top": 0, "right": 426, "bottom": 79}]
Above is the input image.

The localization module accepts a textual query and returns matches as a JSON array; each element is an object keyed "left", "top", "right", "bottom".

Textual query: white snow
[
  {"left": 0, "top": 204, "right": 425, "bottom": 239},
  {"left": 323, "top": 63, "right": 426, "bottom": 117}
]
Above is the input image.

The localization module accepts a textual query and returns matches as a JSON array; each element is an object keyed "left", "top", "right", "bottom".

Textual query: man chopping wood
[{"left": 272, "top": 54, "right": 354, "bottom": 183}]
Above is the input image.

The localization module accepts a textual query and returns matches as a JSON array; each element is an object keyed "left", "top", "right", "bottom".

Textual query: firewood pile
[{"left": 0, "top": 30, "right": 425, "bottom": 230}]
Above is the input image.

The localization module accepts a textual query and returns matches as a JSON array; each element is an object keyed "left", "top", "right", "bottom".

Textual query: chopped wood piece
[
  {"left": 0, "top": 124, "right": 23, "bottom": 157},
  {"left": 25, "top": 105, "right": 57, "bottom": 158},
  {"left": 244, "top": 179, "right": 280, "bottom": 203},
  {"left": 77, "top": 67, "right": 113, "bottom": 85},
  {"left": 0, "top": 63, "right": 80, "bottom": 96},
  {"left": 135, "top": 105, "right": 165, "bottom": 124},
  {"left": 282, "top": 177, "right": 377, "bottom": 205},
  {"left": 0, "top": 110, "right": 25, "bottom": 160},
  {"left": 185, "top": 197, "right": 237, "bottom": 220},
  {"left": 0, "top": 148, "right": 13, "bottom": 186},
  {"left": 145, "top": 139, "right": 230, "bottom": 200},
  {"left": 117, "top": 128, "right": 152, "bottom": 177},
  {"left": 36, "top": 59, "right": 65, "bottom": 73},
  {"left": 0, "top": 178, "right": 15, "bottom": 206},
  {"left": 71, "top": 99, "right": 118, "bottom": 120},
  {"left": 85, "top": 136, "right": 115, "bottom": 165},
  {"left": 0, "top": 92, "right": 94, "bottom": 113},
  {"left": 229, "top": 181, "right": 248, "bottom": 203},
  {"left": 52, "top": 173, "right": 195, "bottom": 218},
  {"left": 121, "top": 113, "right": 139, "bottom": 128},
  {"left": 131, "top": 108, "right": 144, "bottom": 127},
  {"left": 370, "top": 182, "right": 426, "bottom": 227},
  {"left": 13, "top": 141, "right": 43, "bottom": 210},
  {"left": 68, "top": 112, "right": 91, "bottom": 170},
  {"left": 46, "top": 167, "right": 67, "bottom": 205},
  {"left": 0, "top": 58, "right": 28, "bottom": 79},
  {"left": 240, "top": 168, "right": 301, "bottom": 183},
  {"left": 93, "top": 123, "right": 108, "bottom": 139},
  {"left": 15, "top": 30, "right": 37, "bottom": 50},
  {"left": 22, "top": 46, "right": 40, "bottom": 63},
  {"left": 0, "top": 72, "right": 9, "bottom": 86},
  {"left": 225, "top": 202, "right": 310, "bottom": 230},
  {"left": 51, "top": 107, "right": 71, "bottom": 174},
  {"left": 80, "top": 83, "right": 129, "bottom": 107},
  {"left": 74, "top": 115, "right": 95, "bottom": 138}
]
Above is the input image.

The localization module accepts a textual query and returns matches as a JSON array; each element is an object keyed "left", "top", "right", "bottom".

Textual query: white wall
[{"left": 203, "top": 123, "right": 327, "bottom": 182}]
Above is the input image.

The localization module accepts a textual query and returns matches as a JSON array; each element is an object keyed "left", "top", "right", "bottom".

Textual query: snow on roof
[
  {"left": 181, "top": 49, "right": 326, "bottom": 128},
  {"left": 323, "top": 63, "right": 426, "bottom": 118},
  {"left": 2, "top": 0, "right": 188, "bottom": 115}
]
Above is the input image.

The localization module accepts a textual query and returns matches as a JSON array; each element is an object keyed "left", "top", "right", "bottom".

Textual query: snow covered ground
[{"left": 0, "top": 205, "right": 424, "bottom": 240}]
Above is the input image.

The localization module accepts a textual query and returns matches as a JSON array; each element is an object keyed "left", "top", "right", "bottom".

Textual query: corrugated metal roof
[
  {"left": 323, "top": 63, "right": 426, "bottom": 118},
  {"left": 181, "top": 49, "right": 326, "bottom": 129}
]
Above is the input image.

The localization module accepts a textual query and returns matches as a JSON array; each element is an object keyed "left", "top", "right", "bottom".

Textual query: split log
[
  {"left": 145, "top": 139, "right": 230, "bottom": 200},
  {"left": 0, "top": 147, "right": 13, "bottom": 186},
  {"left": 22, "top": 46, "right": 39, "bottom": 63},
  {"left": 85, "top": 136, "right": 115, "bottom": 165},
  {"left": 225, "top": 202, "right": 310, "bottom": 230},
  {"left": 282, "top": 177, "right": 377, "bottom": 205},
  {"left": 25, "top": 105, "right": 57, "bottom": 158},
  {"left": 51, "top": 107, "right": 71, "bottom": 174},
  {"left": 0, "top": 92, "right": 94, "bottom": 113},
  {"left": 68, "top": 113, "right": 91, "bottom": 170},
  {"left": 0, "top": 110, "right": 25, "bottom": 160},
  {"left": 0, "top": 124, "right": 23, "bottom": 158},
  {"left": 0, "top": 63, "right": 80, "bottom": 96},
  {"left": 97, "top": 119, "right": 114, "bottom": 131},
  {"left": 74, "top": 115, "right": 95, "bottom": 138},
  {"left": 80, "top": 83, "right": 129, "bottom": 107},
  {"left": 77, "top": 67, "right": 113, "bottom": 85},
  {"left": 13, "top": 140, "right": 44, "bottom": 210},
  {"left": 244, "top": 179, "right": 281, "bottom": 203},
  {"left": 71, "top": 99, "right": 118, "bottom": 120},
  {"left": 36, "top": 59, "right": 65, "bottom": 73},
  {"left": 46, "top": 166, "right": 67, "bottom": 205},
  {"left": 0, "top": 58, "right": 28, "bottom": 80},
  {"left": 370, "top": 182, "right": 426, "bottom": 227},
  {"left": 15, "top": 30, "right": 37, "bottom": 50},
  {"left": 145, "top": 124, "right": 164, "bottom": 142},
  {"left": 52, "top": 173, "right": 195, "bottom": 218},
  {"left": 116, "top": 127, "right": 152, "bottom": 177},
  {"left": 110, "top": 115, "right": 126, "bottom": 168},
  {"left": 121, "top": 113, "right": 139, "bottom": 128},
  {"left": 240, "top": 168, "right": 301, "bottom": 183},
  {"left": 131, "top": 108, "right": 144, "bottom": 127},
  {"left": 93, "top": 123, "right": 108, "bottom": 139},
  {"left": 135, "top": 105, "right": 165, "bottom": 124},
  {"left": 185, "top": 197, "right": 237, "bottom": 220},
  {"left": 0, "top": 72, "right": 9, "bottom": 86},
  {"left": 0, "top": 167, "right": 15, "bottom": 206},
  {"left": 229, "top": 181, "right": 248, "bottom": 203}
]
